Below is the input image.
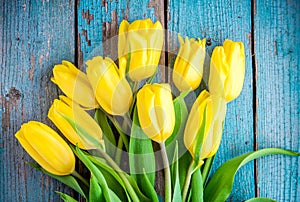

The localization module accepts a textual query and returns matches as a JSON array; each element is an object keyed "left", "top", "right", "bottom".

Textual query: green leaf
[
  {"left": 129, "top": 108, "right": 156, "bottom": 187},
  {"left": 171, "top": 142, "right": 182, "bottom": 202},
  {"left": 88, "top": 154, "right": 149, "bottom": 201},
  {"left": 72, "top": 146, "right": 112, "bottom": 201},
  {"left": 191, "top": 168, "right": 203, "bottom": 202},
  {"left": 140, "top": 169, "right": 159, "bottom": 202},
  {"left": 89, "top": 174, "right": 103, "bottom": 202},
  {"left": 178, "top": 152, "right": 193, "bottom": 191},
  {"left": 94, "top": 109, "right": 116, "bottom": 157},
  {"left": 27, "top": 162, "right": 87, "bottom": 199},
  {"left": 245, "top": 197, "right": 276, "bottom": 202},
  {"left": 55, "top": 192, "right": 78, "bottom": 202},
  {"left": 166, "top": 94, "right": 189, "bottom": 160},
  {"left": 204, "top": 148, "right": 299, "bottom": 201},
  {"left": 89, "top": 156, "right": 129, "bottom": 201},
  {"left": 125, "top": 174, "right": 152, "bottom": 202}
]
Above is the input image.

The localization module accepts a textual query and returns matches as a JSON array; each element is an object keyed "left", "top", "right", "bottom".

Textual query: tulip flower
[
  {"left": 136, "top": 83, "right": 175, "bottom": 143},
  {"left": 209, "top": 39, "right": 245, "bottom": 102},
  {"left": 173, "top": 35, "right": 206, "bottom": 91},
  {"left": 52, "top": 60, "right": 99, "bottom": 109},
  {"left": 118, "top": 18, "right": 164, "bottom": 81},
  {"left": 15, "top": 121, "right": 75, "bottom": 176},
  {"left": 86, "top": 56, "right": 133, "bottom": 115},
  {"left": 48, "top": 97, "right": 103, "bottom": 150},
  {"left": 184, "top": 90, "right": 226, "bottom": 166}
]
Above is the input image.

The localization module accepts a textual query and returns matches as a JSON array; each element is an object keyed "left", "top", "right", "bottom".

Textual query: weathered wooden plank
[
  {"left": 168, "top": 0, "right": 255, "bottom": 200},
  {"left": 0, "top": 0, "right": 75, "bottom": 201},
  {"left": 255, "top": 0, "right": 300, "bottom": 200}
]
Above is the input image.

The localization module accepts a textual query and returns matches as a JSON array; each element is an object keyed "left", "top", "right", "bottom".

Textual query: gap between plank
[
  {"left": 164, "top": 0, "right": 169, "bottom": 82},
  {"left": 251, "top": 0, "right": 259, "bottom": 198}
]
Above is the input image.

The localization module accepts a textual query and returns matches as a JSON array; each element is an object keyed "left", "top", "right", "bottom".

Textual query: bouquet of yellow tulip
[{"left": 15, "top": 19, "right": 299, "bottom": 202}]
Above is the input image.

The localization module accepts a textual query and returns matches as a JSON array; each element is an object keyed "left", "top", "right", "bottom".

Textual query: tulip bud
[
  {"left": 15, "top": 121, "right": 75, "bottom": 175},
  {"left": 209, "top": 40, "right": 245, "bottom": 102},
  {"left": 48, "top": 97, "right": 103, "bottom": 150},
  {"left": 184, "top": 90, "right": 226, "bottom": 166},
  {"left": 51, "top": 60, "right": 99, "bottom": 109},
  {"left": 173, "top": 35, "right": 206, "bottom": 91},
  {"left": 137, "top": 83, "right": 175, "bottom": 142},
  {"left": 86, "top": 56, "right": 133, "bottom": 115},
  {"left": 118, "top": 18, "right": 164, "bottom": 81}
]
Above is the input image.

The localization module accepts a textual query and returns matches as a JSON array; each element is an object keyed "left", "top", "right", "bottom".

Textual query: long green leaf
[
  {"left": 245, "top": 197, "right": 276, "bottom": 202},
  {"left": 191, "top": 168, "right": 203, "bottom": 202},
  {"left": 89, "top": 174, "right": 103, "bottom": 202},
  {"left": 91, "top": 158, "right": 129, "bottom": 201},
  {"left": 73, "top": 146, "right": 112, "bottom": 201},
  {"left": 171, "top": 142, "right": 182, "bottom": 202},
  {"left": 141, "top": 169, "right": 159, "bottom": 202},
  {"left": 27, "top": 162, "right": 87, "bottom": 199},
  {"left": 88, "top": 154, "right": 149, "bottom": 201},
  {"left": 204, "top": 148, "right": 299, "bottom": 201},
  {"left": 129, "top": 108, "right": 156, "bottom": 190},
  {"left": 56, "top": 192, "right": 78, "bottom": 202},
  {"left": 166, "top": 93, "right": 189, "bottom": 159},
  {"left": 94, "top": 109, "right": 116, "bottom": 157},
  {"left": 125, "top": 174, "right": 152, "bottom": 202}
]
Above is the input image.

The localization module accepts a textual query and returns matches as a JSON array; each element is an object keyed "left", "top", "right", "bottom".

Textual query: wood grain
[
  {"left": 0, "top": 0, "right": 75, "bottom": 201},
  {"left": 255, "top": 0, "right": 300, "bottom": 200}
]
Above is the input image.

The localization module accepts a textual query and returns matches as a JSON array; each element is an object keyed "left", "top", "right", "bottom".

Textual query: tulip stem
[
  {"left": 72, "top": 170, "right": 89, "bottom": 187},
  {"left": 201, "top": 156, "right": 214, "bottom": 185},
  {"left": 97, "top": 148, "right": 140, "bottom": 202},
  {"left": 114, "top": 136, "right": 123, "bottom": 165},
  {"left": 182, "top": 161, "right": 197, "bottom": 201},
  {"left": 129, "top": 81, "right": 139, "bottom": 114},
  {"left": 160, "top": 142, "right": 172, "bottom": 202}
]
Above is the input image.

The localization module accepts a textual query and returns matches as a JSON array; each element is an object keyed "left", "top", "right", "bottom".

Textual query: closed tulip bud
[
  {"left": 86, "top": 56, "right": 133, "bottom": 115},
  {"left": 48, "top": 97, "right": 103, "bottom": 150},
  {"left": 209, "top": 40, "right": 245, "bottom": 102},
  {"left": 15, "top": 121, "right": 75, "bottom": 176},
  {"left": 173, "top": 35, "right": 206, "bottom": 91},
  {"left": 137, "top": 83, "right": 175, "bottom": 143},
  {"left": 118, "top": 18, "right": 164, "bottom": 81},
  {"left": 184, "top": 90, "right": 226, "bottom": 166},
  {"left": 52, "top": 60, "right": 99, "bottom": 109}
]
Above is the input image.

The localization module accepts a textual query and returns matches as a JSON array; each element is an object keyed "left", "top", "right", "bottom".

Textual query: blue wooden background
[{"left": 0, "top": 0, "right": 299, "bottom": 201}]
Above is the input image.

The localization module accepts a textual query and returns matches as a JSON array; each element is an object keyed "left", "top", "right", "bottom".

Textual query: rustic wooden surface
[{"left": 0, "top": 0, "right": 299, "bottom": 201}]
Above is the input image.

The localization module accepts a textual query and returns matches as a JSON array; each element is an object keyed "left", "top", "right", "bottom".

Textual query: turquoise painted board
[
  {"left": 168, "top": 0, "right": 255, "bottom": 200},
  {"left": 0, "top": 1, "right": 75, "bottom": 201},
  {"left": 255, "top": 0, "right": 300, "bottom": 200}
]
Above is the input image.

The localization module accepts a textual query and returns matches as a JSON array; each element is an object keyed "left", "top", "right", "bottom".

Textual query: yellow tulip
[
  {"left": 15, "top": 121, "right": 75, "bottom": 176},
  {"left": 48, "top": 97, "right": 103, "bottom": 150},
  {"left": 86, "top": 56, "right": 133, "bottom": 115},
  {"left": 51, "top": 60, "right": 99, "bottom": 109},
  {"left": 184, "top": 90, "right": 226, "bottom": 166},
  {"left": 137, "top": 83, "right": 175, "bottom": 142},
  {"left": 173, "top": 35, "right": 206, "bottom": 91},
  {"left": 209, "top": 40, "right": 245, "bottom": 102},
  {"left": 118, "top": 18, "right": 164, "bottom": 81}
]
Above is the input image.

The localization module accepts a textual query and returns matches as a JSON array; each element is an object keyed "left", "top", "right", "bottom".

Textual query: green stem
[
  {"left": 97, "top": 148, "right": 140, "bottom": 202},
  {"left": 160, "top": 142, "right": 172, "bottom": 202},
  {"left": 72, "top": 170, "right": 89, "bottom": 187},
  {"left": 107, "top": 115, "right": 129, "bottom": 150},
  {"left": 114, "top": 136, "right": 123, "bottom": 165},
  {"left": 201, "top": 156, "right": 214, "bottom": 185},
  {"left": 182, "top": 161, "right": 196, "bottom": 201},
  {"left": 129, "top": 81, "right": 139, "bottom": 115}
]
